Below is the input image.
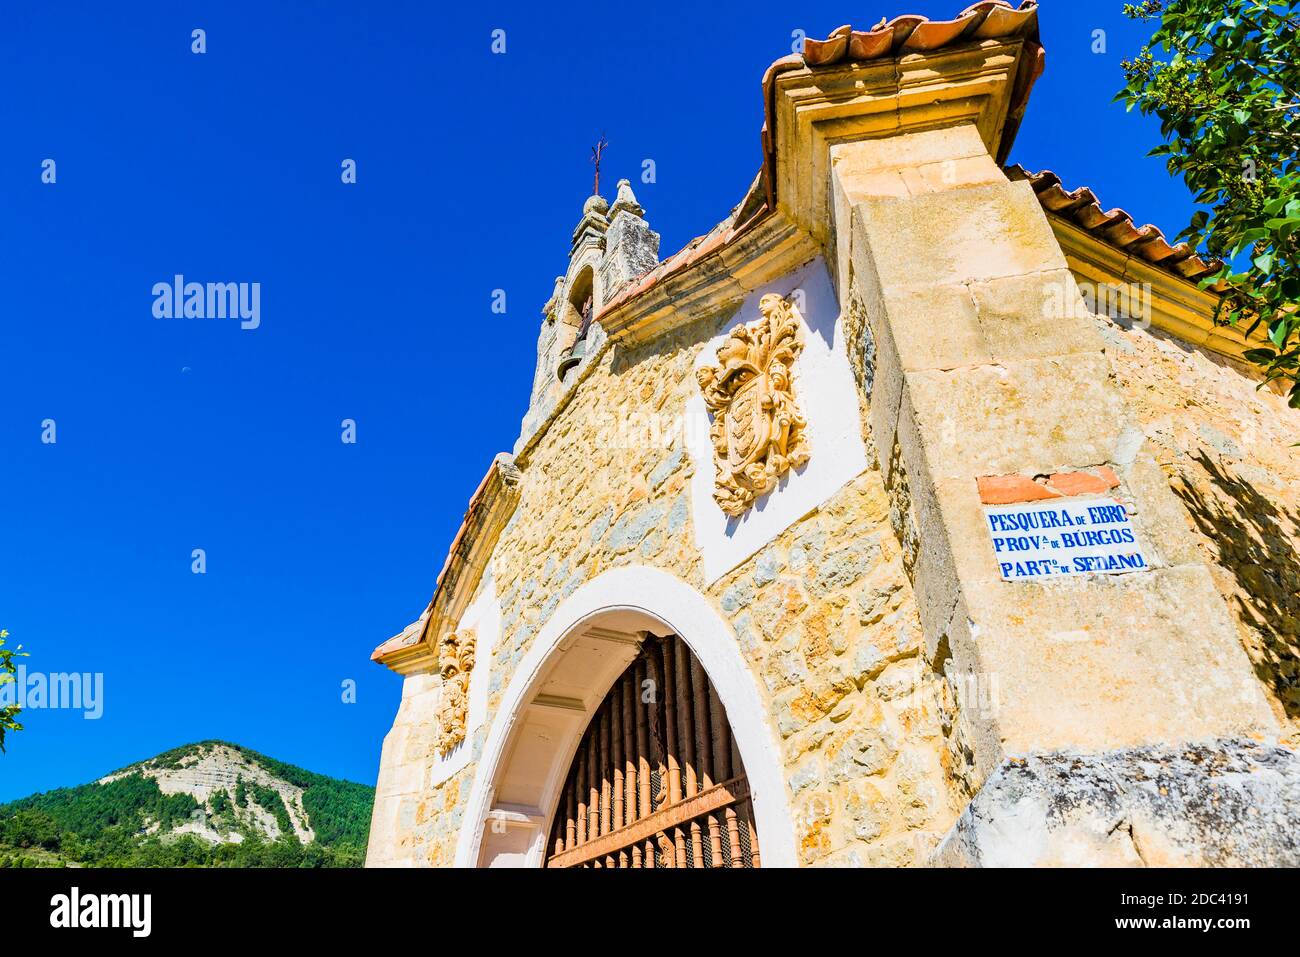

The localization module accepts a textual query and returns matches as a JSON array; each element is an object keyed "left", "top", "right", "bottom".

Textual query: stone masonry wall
[
  {"left": 393, "top": 304, "right": 958, "bottom": 867},
  {"left": 1096, "top": 311, "right": 1300, "bottom": 746}
]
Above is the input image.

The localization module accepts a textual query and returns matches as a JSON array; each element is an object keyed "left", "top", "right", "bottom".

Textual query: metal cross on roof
[{"left": 590, "top": 134, "right": 609, "bottom": 196}]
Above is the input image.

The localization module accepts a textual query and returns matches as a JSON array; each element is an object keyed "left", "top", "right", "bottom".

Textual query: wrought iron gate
[{"left": 545, "top": 634, "right": 760, "bottom": 868}]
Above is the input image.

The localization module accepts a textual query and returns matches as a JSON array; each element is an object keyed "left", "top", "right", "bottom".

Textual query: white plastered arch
[{"left": 455, "top": 564, "right": 798, "bottom": 867}]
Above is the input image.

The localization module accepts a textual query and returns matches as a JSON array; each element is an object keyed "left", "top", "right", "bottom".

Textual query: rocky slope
[
  {"left": 99, "top": 742, "right": 317, "bottom": 844},
  {"left": 0, "top": 740, "right": 373, "bottom": 867}
]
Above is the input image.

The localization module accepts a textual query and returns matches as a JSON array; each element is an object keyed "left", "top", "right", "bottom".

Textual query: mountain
[{"left": 0, "top": 741, "right": 373, "bottom": 868}]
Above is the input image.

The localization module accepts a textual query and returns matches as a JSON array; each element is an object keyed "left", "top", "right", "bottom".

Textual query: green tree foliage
[
  {"left": 248, "top": 782, "right": 294, "bottom": 837},
  {"left": 0, "top": 741, "right": 373, "bottom": 867},
  {"left": 245, "top": 748, "right": 374, "bottom": 848},
  {"left": 5, "top": 773, "right": 199, "bottom": 835},
  {"left": 0, "top": 808, "right": 60, "bottom": 850},
  {"left": 299, "top": 779, "right": 374, "bottom": 848},
  {"left": 1121, "top": 1, "right": 1300, "bottom": 405},
  {"left": 209, "top": 788, "right": 229, "bottom": 816},
  {"left": 0, "top": 629, "right": 27, "bottom": 752}
]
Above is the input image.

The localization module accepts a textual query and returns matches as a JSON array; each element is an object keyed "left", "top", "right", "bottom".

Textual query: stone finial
[
  {"left": 610, "top": 178, "right": 645, "bottom": 220},
  {"left": 600, "top": 179, "right": 659, "bottom": 301},
  {"left": 571, "top": 193, "right": 610, "bottom": 257}
]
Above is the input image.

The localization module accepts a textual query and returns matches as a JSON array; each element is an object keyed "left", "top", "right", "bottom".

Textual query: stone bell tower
[{"left": 519, "top": 179, "right": 660, "bottom": 448}]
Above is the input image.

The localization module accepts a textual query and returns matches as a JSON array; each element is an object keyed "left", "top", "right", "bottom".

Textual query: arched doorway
[
  {"left": 456, "top": 566, "right": 796, "bottom": 868},
  {"left": 544, "top": 633, "right": 759, "bottom": 868}
]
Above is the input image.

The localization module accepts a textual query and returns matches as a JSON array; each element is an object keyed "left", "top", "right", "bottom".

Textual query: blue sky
[{"left": 0, "top": 1, "right": 1194, "bottom": 800}]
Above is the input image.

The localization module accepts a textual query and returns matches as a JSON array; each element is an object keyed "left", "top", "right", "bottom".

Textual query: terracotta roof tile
[
  {"left": 601, "top": 6, "right": 1220, "bottom": 322},
  {"left": 763, "top": 2, "right": 1042, "bottom": 206},
  {"left": 1006, "top": 165, "right": 1226, "bottom": 290},
  {"left": 370, "top": 609, "right": 431, "bottom": 663},
  {"left": 802, "top": 2, "right": 1029, "bottom": 64},
  {"left": 801, "top": 3, "right": 1038, "bottom": 65},
  {"left": 599, "top": 209, "right": 740, "bottom": 317},
  {"left": 598, "top": 2, "right": 1042, "bottom": 323}
]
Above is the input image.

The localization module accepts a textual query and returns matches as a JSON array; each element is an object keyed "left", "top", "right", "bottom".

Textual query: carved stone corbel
[{"left": 434, "top": 630, "right": 476, "bottom": 758}]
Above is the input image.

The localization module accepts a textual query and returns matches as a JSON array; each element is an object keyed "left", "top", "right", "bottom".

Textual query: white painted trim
[
  {"left": 688, "top": 257, "right": 870, "bottom": 584},
  {"left": 455, "top": 565, "right": 798, "bottom": 868}
]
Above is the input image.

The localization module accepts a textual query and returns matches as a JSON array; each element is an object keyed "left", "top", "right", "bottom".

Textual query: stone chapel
[{"left": 365, "top": 0, "right": 1300, "bottom": 867}]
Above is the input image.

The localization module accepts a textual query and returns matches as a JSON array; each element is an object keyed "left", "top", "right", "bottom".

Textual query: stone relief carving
[
  {"left": 434, "top": 630, "right": 476, "bottom": 758},
  {"left": 696, "top": 292, "right": 810, "bottom": 516}
]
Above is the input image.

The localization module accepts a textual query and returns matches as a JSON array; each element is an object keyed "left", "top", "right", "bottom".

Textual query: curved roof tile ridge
[
  {"left": 1006, "top": 164, "right": 1227, "bottom": 289},
  {"left": 768, "top": 1, "right": 1042, "bottom": 202},
  {"left": 802, "top": 0, "right": 1038, "bottom": 65}
]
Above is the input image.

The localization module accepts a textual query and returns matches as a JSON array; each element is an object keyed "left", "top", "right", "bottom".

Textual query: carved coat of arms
[
  {"left": 696, "top": 293, "right": 810, "bottom": 516},
  {"left": 434, "top": 630, "right": 476, "bottom": 758}
]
